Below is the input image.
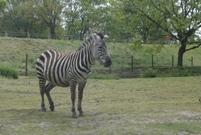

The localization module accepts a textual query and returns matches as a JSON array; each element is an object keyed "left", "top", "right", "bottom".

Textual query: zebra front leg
[
  {"left": 70, "top": 82, "right": 77, "bottom": 118},
  {"left": 78, "top": 81, "right": 87, "bottom": 117}
]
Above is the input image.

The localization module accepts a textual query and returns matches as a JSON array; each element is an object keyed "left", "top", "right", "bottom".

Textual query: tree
[
  {"left": 64, "top": 0, "right": 81, "bottom": 39},
  {"left": 124, "top": 0, "right": 201, "bottom": 67},
  {"left": 104, "top": 0, "right": 131, "bottom": 39},
  {"left": 0, "top": 0, "right": 6, "bottom": 12},
  {"left": 1, "top": 0, "right": 33, "bottom": 34},
  {"left": 64, "top": 0, "right": 111, "bottom": 39},
  {"left": 33, "top": 0, "right": 64, "bottom": 38},
  {"left": 0, "top": 0, "right": 48, "bottom": 36},
  {"left": 123, "top": 7, "right": 166, "bottom": 43}
]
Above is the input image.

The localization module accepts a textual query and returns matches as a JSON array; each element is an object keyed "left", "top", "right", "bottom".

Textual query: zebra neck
[
  {"left": 78, "top": 36, "right": 93, "bottom": 51},
  {"left": 79, "top": 47, "right": 94, "bottom": 70}
]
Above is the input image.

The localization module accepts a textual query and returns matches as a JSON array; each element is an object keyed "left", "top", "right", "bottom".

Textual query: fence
[
  {"left": 23, "top": 54, "right": 200, "bottom": 76},
  {"left": 0, "top": 31, "right": 135, "bottom": 43},
  {"left": 0, "top": 31, "right": 75, "bottom": 40},
  {"left": 1, "top": 31, "right": 201, "bottom": 76}
]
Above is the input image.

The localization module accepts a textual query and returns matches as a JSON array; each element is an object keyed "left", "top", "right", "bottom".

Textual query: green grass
[
  {"left": 1, "top": 76, "right": 201, "bottom": 134},
  {"left": 1, "top": 37, "right": 201, "bottom": 75}
]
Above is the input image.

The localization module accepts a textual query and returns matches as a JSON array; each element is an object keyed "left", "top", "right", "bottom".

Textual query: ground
[{"left": 1, "top": 76, "right": 201, "bottom": 134}]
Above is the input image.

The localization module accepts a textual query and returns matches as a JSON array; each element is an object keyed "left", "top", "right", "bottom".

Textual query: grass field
[
  {"left": 1, "top": 37, "right": 201, "bottom": 75},
  {"left": 1, "top": 76, "right": 201, "bottom": 134}
]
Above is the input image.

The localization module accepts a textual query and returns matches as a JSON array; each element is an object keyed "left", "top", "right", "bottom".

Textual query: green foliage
[
  {"left": 0, "top": 66, "right": 18, "bottom": 79},
  {"left": 64, "top": 0, "right": 113, "bottom": 38},
  {"left": 140, "top": 68, "right": 157, "bottom": 78},
  {"left": 130, "top": 40, "right": 164, "bottom": 54},
  {"left": 124, "top": 0, "right": 201, "bottom": 67},
  {"left": 122, "top": 2, "right": 166, "bottom": 43},
  {"left": 34, "top": 0, "right": 63, "bottom": 36},
  {"left": 129, "top": 38, "right": 142, "bottom": 50},
  {"left": 0, "top": 0, "right": 6, "bottom": 12}
]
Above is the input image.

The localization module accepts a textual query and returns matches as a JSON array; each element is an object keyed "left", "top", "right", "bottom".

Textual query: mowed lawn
[{"left": 0, "top": 76, "right": 201, "bottom": 134}]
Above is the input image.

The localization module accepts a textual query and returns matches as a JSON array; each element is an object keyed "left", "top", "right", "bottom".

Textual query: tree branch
[
  {"left": 136, "top": 8, "right": 169, "bottom": 33},
  {"left": 185, "top": 43, "right": 201, "bottom": 52}
]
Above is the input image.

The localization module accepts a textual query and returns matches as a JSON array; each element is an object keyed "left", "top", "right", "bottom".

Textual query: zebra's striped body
[
  {"left": 36, "top": 49, "right": 92, "bottom": 86},
  {"left": 36, "top": 32, "right": 111, "bottom": 117}
]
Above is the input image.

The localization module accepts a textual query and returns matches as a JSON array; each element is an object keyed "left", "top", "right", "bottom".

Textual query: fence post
[
  {"left": 25, "top": 54, "right": 28, "bottom": 76},
  {"left": 48, "top": 33, "right": 51, "bottom": 39},
  {"left": 27, "top": 32, "right": 30, "bottom": 38},
  {"left": 131, "top": 55, "right": 134, "bottom": 72},
  {"left": 191, "top": 57, "right": 193, "bottom": 66},
  {"left": 109, "top": 66, "right": 111, "bottom": 74},
  {"left": 5, "top": 30, "right": 7, "bottom": 36},
  {"left": 151, "top": 55, "right": 154, "bottom": 68},
  {"left": 172, "top": 55, "right": 174, "bottom": 68}
]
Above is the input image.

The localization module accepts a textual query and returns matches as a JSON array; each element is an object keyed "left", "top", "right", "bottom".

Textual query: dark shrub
[
  {"left": 140, "top": 68, "right": 157, "bottom": 78},
  {"left": 0, "top": 66, "right": 19, "bottom": 79}
]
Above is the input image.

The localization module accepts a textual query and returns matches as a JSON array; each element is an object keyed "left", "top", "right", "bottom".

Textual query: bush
[
  {"left": 140, "top": 68, "right": 157, "bottom": 78},
  {"left": 0, "top": 66, "right": 19, "bottom": 79}
]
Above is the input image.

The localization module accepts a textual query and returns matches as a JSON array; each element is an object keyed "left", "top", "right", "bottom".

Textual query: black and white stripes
[{"left": 36, "top": 32, "right": 111, "bottom": 118}]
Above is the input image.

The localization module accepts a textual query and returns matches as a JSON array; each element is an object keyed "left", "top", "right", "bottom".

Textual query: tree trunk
[
  {"left": 50, "top": 27, "right": 56, "bottom": 39},
  {"left": 177, "top": 42, "right": 186, "bottom": 67}
]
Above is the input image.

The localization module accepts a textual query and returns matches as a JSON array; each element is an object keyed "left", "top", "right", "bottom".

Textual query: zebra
[{"left": 35, "top": 31, "right": 112, "bottom": 118}]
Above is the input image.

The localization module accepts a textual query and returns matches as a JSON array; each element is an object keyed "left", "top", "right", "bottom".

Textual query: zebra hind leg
[
  {"left": 78, "top": 81, "right": 87, "bottom": 117},
  {"left": 39, "top": 79, "right": 46, "bottom": 111},
  {"left": 45, "top": 83, "right": 55, "bottom": 111}
]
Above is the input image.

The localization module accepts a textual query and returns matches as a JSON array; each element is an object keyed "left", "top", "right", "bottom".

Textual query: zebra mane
[
  {"left": 96, "top": 32, "right": 104, "bottom": 39},
  {"left": 77, "top": 32, "right": 104, "bottom": 51}
]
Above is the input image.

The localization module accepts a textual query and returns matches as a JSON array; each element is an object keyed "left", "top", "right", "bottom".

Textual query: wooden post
[
  {"left": 27, "top": 32, "right": 30, "bottom": 38},
  {"left": 131, "top": 55, "right": 134, "bottom": 72},
  {"left": 172, "top": 55, "right": 174, "bottom": 68},
  {"left": 48, "top": 33, "right": 50, "bottom": 39},
  {"left": 109, "top": 66, "right": 111, "bottom": 74},
  {"left": 25, "top": 54, "right": 28, "bottom": 76},
  {"left": 5, "top": 30, "right": 7, "bottom": 36}
]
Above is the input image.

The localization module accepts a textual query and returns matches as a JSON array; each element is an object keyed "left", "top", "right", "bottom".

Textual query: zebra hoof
[
  {"left": 50, "top": 102, "right": 54, "bottom": 111},
  {"left": 79, "top": 111, "right": 84, "bottom": 117},
  {"left": 41, "top": 107, "right": 46, "bottom": 112},
  {"left": 50, "top": 106, "right": 54, "bottom": 111},
  {"left": 72, "top": 112, "right": 78, "bottom": 118}
]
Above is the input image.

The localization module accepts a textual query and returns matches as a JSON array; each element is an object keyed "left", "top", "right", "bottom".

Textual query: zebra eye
[{"left": 98, "top": 46, "right": 103, "bottom": 49}]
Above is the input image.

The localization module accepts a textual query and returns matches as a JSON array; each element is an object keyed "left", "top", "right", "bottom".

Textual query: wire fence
[
  {"left": 0, "top": 31, "right": 74, "bottom": 40},
  {"left": 1, "top": 30, "right": 201, "bottom": 77},
  {"left": 0, "top": 30, "right": 136, "bottom": 43},
  {"left": 21, "top": 53, "right": 201, "bottom": 76}
]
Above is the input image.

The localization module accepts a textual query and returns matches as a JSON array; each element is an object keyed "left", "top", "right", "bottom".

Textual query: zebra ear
[
  {"left": 103, "top": 35, "right": 109, "bottom": 41},
  {"left": 104, "top": 35, "right": 109, "bottom": 38}
]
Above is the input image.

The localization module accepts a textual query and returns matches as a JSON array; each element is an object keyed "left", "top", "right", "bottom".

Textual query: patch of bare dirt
[{"left": 119, "top": 70, "right": 140, "bottom": 78}]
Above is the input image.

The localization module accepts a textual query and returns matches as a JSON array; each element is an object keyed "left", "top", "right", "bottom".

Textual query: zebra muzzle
[{"left": 103, "top": 56, "right": 112, "bottom": 67}]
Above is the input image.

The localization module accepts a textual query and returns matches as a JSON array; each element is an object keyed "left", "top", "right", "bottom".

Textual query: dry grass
[{"left": 1, "top": 76, "right": 201, "bottom": 134}]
